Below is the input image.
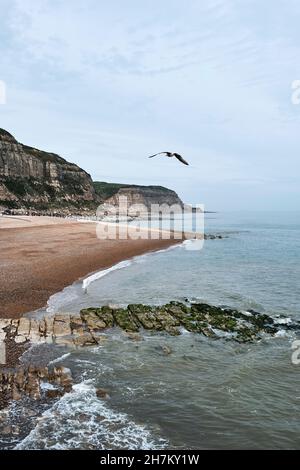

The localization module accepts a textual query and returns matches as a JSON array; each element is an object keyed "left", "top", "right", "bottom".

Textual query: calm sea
[{"left": 5, "top": 211, "right": 300, "bottom": 449}]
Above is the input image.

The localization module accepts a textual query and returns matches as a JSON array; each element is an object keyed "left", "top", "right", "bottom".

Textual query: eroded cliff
[
  {"left": 0, "top": 129, "right": 97, "bottom": 212},
  {"left": 0, "top": 129, "right": 184, "bottom": 214}
]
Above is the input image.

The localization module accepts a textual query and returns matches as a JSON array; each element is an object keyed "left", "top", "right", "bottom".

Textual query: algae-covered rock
[
  {"left": 80, "top": 308, "right": 106, "bottom": 331},
  {"left": 128, "top": 304, "right": 161, "bottom": 330},
  {"left": 96, "top": 306, "right": 115, "bottom": 328},
  {"left": 128, "top": 304, "right": 181, "bottom": 335},
  {"left": 113, "top": 308, "right": 140, "bottom": 332}
]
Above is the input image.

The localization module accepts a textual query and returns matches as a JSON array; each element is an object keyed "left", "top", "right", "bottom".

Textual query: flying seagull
[{"left": 148, "top": 151, "right": 189, "bottom": 166}]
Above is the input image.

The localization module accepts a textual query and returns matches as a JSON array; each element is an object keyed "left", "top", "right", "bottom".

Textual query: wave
[
  {"left": 82, "top": 242, "right": 183, "bottom": 291},
  {"left": 15, "top": 381, "right": 167, "bottom": 450},
  {"left": 45, "top": 241, "right": 185, "bottom": 315},
  {"left": 82, "top": 259, "right": 133, "bottom": 291}
]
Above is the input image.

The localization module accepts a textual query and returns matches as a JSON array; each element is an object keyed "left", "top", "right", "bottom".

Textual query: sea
[{"left": 2, "top": 211, "right": 300, "bottom": 450}]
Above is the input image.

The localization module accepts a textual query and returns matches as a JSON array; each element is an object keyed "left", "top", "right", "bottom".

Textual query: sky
[{"left": 0, "top": 0, "right": 300, "bottom": 211}]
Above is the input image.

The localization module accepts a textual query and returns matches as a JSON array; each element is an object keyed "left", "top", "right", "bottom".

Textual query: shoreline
[{"left": 0, "top": 217, "right": 182, "bottom": 319}]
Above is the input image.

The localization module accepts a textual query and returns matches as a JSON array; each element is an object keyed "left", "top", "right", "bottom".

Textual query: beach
[
  {"left": 0, "top": 216, "right": 180, "bottom": 319},
  {"left": 0, "top": 211, "right": 300, "bottom": 450}
]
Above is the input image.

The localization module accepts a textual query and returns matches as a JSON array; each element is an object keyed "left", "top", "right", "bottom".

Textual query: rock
[
  {"left": 39, "top": 319, "right": 47, "bottom": 337},
  {"left": 53, "top": 314, "right": 72, "bottom": 337},
  {"left": 11, "top": 425, "right": 20, "bottom": 435},
  {"left": 17, "top": 318, "right": 30, "bottom": 338},
  {"left": 96, "top": 307, "right": 115, "bottom": 328},
  {"left": 124, "top": 332, "right": 142, "bottom": 341},
  {"left": 25, "top": 368, "right": 41, "bottom": 400},
  {"left": 10, "top": 319, "right": 19, "bottom": 335},
  {"left": 44, "top": 316, "right": 54, "bottom": 339},
  {"left": 96, "top": 388, "right": 110, "bottom": 399},
  {"left": 14, "top": 335, "right": 28, "bottom": 344},
  {"left": 54, "top": 335, "right": 75, "bottom": 347},
  {"left": 155, "top": 307, "right": 181, "bottom": 334},
  {"left": 80, "top": 309, "right": 106, "bottom": 331},
  {"left": 103, "top": 186, "right": 184, "bottom": 215},
  {"left": 12, "top": 385, "right": 22, "bottom": 401},
  {"left": 73, "top": 332, "right": 97, "bottom": 347},
  {"left": 52, "top": 367, "right": 73, "bottom": 392},
  {"left": 0, "top": 365, "right": 73, "bottom": 404},
  {"left": 70, "top": 315, "right": 85, "bottom": 335},
  {"left": 45, "top": 389, "right": 62, "bottom": 399},
  {"left": 91, "top": 333, "right": 108, "bottom": 344},
  {"left": 161, "top": 345, "right": 172, "bottom": 355},
  {"left": 128, "top": 304, "right": 161, "bottom": 330},
  {"left": 1, "top": 425, "right": 12, "bottom": 435},
  {"left": 0, "top": 128, "right": 97, "bottom": 212},
  {"left": 0, "top": 320, "right": 9, "bottom": 341},
  {"left": 78, "top": 413, "right": 91, "bottom": 422},
  {"left": 37, "top": 367, "right": 50, "bottom": 380},
  {"left": 14, "top": 367, "right": 25, "bottom": 387},
  {"left": 112, "top": 308, "right": 140, "bottom": 332},
  {"left": 29, "top": 319, "right": 42, "bottom": 342}
]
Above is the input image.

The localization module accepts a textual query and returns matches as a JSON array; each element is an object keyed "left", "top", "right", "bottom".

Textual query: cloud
[{"left": 0, "top": 0, "right": 300, "bottom": 209}]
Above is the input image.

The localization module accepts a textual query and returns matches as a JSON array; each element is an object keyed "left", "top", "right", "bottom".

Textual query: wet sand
[{"left": 0, "top": 217, "right": 181, "bottom": 318}]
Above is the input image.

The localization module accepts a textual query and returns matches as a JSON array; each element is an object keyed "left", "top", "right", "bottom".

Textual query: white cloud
[{"left": 0, "top": 0, "right": 300, "bottom": 209}]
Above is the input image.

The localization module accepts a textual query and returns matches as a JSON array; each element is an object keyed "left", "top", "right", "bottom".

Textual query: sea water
[{"left": 4, "top": 211, "right": 300, "bottom": 450}]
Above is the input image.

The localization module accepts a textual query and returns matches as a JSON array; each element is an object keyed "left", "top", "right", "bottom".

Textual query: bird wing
[
  {"left": 173, "top": 153, "right": 189, "bottom": 165},
  {"left": 148, "top": 152, "right": 169, "bottom": 158}
]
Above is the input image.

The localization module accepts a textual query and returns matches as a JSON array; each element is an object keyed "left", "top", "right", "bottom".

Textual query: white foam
[
  {"left": 82, "top": 259, "right": 133, "bottom": 291},
  {"left": 45, "top": 240, "right": 184, "bottom": 313},
  {"left": 40, "top": 382, "right": 58, "bottom": 391},
  {"left": 274, "top": 329, "right": 287, "bottom": 338},
  {"left": 274, "top": 317, "right": 292, "bottom": 325},
  {"left": 241, "top": 310, "right": 253, "bottom": 317},
  {"left": 48, "top": 353, "right": 71, "bottom": 366},
  {"left": 82, "top": 242, "right": 184, "bottom": 291},
  {"left": 15, "top": 381, "right": 167, "bottom": 450},
  {"left": 46, "top": 283, "right": 80, "bottom": 314}
]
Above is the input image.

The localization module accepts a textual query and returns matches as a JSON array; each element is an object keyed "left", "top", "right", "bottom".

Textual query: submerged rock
[
  {"left": 0, "top": 365, "right": 73, "bottom": 406},
  {"left": 96, "top": 388, "right": 110, "bottom": 400},
  {"left": 161, "top": 345, "right": 173, "bottom": 355}
]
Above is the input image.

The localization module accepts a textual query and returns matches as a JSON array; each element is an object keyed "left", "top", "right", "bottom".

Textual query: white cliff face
[
  {"left": 0, "top": 129, "right": 97, "bottom": 211},
  {"left": 0, "top": 128, "right": 184, "bottom": 214},
  {"left": 104, "top": 187, "right": 184, "bottom": 215}
]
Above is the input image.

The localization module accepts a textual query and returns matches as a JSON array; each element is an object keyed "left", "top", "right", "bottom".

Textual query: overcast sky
[{"left": 0, "top": 0, "right": 300, "bottom": 210}]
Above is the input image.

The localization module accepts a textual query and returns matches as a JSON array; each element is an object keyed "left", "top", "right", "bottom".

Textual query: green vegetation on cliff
[
  {"left": 93, "top": 181, "right": 174, "bottom": 201},
  {"left": 0, "top": 128, "right": 183, "bottom": 214}
]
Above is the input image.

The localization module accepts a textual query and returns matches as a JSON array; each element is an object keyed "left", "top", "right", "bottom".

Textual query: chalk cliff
[
  {"left": 0, "top": 129, "right": 184, "bottom": 214},
  {"left": 0, "top": 129, "right": 96, "bottom": 212}
]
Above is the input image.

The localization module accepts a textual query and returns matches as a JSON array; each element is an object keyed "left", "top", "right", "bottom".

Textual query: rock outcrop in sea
[
  {"left": 1, "top": 302, "right": 298, "bottom": 406},
  {"left": 1, "top": 302, "right": 297, "bottom": 349}
]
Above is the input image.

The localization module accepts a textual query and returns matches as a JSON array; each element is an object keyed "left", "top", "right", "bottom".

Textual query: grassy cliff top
[
  {"left": 0, "top": 128, "right": 16, "bottom": 141},
  {"left": 21, "top": 145, "right": 69, "bottom": 165},
  {"left": 0, "top": 128, "right": 72, "bottom": 165},
  {"left": 93, "top": 181, "right": 175, "bottom": 200}
]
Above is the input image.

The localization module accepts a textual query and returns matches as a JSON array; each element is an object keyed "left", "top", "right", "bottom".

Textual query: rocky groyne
[
  {"left": 1, "top": 302, "right": 298, "bottom": 406},
  {"left": 0, "top": 302, "right": 298, "bottom": 348}
]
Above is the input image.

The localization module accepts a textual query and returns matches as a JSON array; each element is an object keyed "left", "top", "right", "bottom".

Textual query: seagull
[{"left": 148, "top": 151, "right": 189, "bottom": 166}]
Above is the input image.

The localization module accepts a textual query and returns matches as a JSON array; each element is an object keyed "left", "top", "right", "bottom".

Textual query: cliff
[
  {"left": 0, "top": 129, "right": 97, "bottom": 213},
  {"left": 94, "top": 182, "right": 183, "bottom": 215},
  {"left": 0, "top": 129, "right": 184, "bottom": 214}
]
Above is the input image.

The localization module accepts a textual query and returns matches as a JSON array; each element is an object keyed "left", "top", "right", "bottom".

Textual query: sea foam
[{"left": 15, "top": 381, "right": 167, "bottom": 450}]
